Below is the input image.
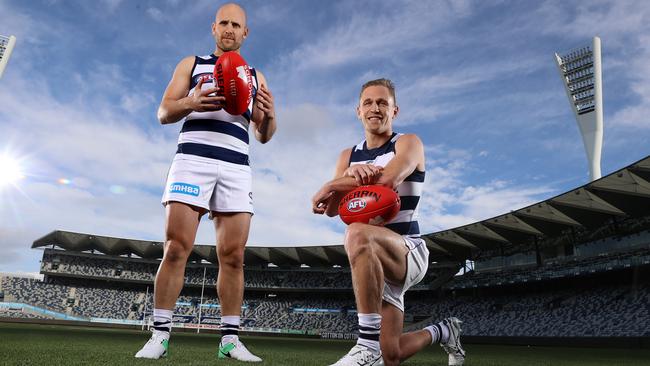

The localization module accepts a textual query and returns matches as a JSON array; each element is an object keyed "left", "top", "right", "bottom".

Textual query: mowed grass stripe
[{"left": 1, "top": 323, "right": 648, "bottom": 365}]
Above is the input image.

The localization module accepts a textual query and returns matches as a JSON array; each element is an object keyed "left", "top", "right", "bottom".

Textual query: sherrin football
[
  {"left": 338, "top": 185, "right": 400, "bottom": 226},
  {"left": 213, "top": 51, "right": 254, "bottom": 116}
]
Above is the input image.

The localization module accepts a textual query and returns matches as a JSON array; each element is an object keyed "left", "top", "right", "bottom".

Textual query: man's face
[
  {"left": 212, "top": 5, "right": 248, "bottom": 52},
  {"left": 356, "top": 85, "right": 398, "bottom": 134}
]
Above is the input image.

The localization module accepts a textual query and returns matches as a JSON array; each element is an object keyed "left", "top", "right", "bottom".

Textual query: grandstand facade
[{"left": 2, "top": 156, "right": 650, "bottom": 345}]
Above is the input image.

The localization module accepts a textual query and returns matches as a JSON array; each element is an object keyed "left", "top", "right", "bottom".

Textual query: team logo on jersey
[
  {"left": 169, "top": 182, "right": 200, "bottom": 197},
  {"left": 194, "top": 73, "right": 214, "bottom": 85},
  {"left": 347, "top": 198, "right": 366, "bottom": 212}
]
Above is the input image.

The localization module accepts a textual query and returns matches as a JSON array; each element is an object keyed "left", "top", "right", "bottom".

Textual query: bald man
[{"left": 135, "top": 2, "right": 275, "bottom": 361}]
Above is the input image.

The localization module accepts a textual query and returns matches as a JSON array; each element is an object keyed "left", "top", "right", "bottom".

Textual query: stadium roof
[
  {"left": 32, "top": 155, "right": 650, "bottom": 267},
  {"left": 32, "top": 231, "right": 351, "bottom": 267}
]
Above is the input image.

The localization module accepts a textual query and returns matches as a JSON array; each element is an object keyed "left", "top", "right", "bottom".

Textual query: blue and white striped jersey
[
  {"left": 175, "top": 54, "right": 259, "bottom": 166},
  {"left": 349, "top": 132, "right": 425, "bottom": 237}
]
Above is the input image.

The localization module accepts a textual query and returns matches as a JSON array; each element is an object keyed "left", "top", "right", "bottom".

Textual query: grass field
[{"left": 1, "top": 323, "right": 648, "bottom": 365}]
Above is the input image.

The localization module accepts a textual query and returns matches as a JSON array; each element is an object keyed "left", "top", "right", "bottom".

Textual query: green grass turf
[{"left": 1, "top": 322, "right": 649, "bottom": 365}]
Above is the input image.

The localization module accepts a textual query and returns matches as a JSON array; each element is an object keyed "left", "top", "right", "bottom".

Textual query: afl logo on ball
[{"left": 347, "top": 198, "right": 366, "bottom": 212}]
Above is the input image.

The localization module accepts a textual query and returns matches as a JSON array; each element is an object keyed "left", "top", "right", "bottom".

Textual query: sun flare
[{"left": 0, "top": 154, "right": 25, "bottom": 188}]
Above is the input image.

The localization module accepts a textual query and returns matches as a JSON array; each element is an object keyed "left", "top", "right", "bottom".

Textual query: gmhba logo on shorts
[
  {"left": 347, "top": 198, "right": 366, "bottom": 212},
  {"left": 170, "top": 182, "right": 200, "bottom": 197}
]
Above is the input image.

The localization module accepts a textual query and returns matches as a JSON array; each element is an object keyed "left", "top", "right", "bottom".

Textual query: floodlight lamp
[
  {"left": 0, "top": 35, "right": 17, "bottom": 79},
  {"left": 554, "top": 37, "right": 603, "bottom": 181}
]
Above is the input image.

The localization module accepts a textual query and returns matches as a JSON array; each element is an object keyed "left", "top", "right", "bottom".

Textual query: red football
[
  {"left": 338, "top": 185, "right": 400, "bottom": 226},
  {"left": 213, "top": 51, "right": 254, "bottom": 116}
]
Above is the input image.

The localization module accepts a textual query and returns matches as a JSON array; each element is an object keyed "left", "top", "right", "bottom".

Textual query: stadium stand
[
  {"left": 2, "top": 269, "right": 648, "bottom": 337},
  {"left": 419, "top": 282, "right": 650, "bottom": 337},
  {"left": 2, "top": 156, "right": 650, "bottom": 345},
  {"left": 448, "top": 247, "right": 650, "bottom": 289},
  {"left": 39, "top": 250, "right": 355, "bottom": 289},
  {"left": 0, "top": 309, "right": 47, "bottom": 320}
]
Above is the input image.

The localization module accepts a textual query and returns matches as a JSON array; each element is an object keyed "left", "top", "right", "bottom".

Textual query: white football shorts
[
  {"left": 161, "top": 156, "right": 253, "bottom": 216},
  {"left": 382, "top": 236, "right": 429, "bottom": 312}
]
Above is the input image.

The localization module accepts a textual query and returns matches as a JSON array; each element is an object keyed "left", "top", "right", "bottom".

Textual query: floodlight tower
[
  {"left": 554, "top": 37, "right": 603, "bottom": 181},
  {"left": 0, "top": 35, "right": 17, "bottom": 79}
]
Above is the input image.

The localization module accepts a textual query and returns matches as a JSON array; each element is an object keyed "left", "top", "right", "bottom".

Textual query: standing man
[
  {"left": 312, "top": 79, "right": 465, "bottom": 366},
  {"left": 136, "top": 3, "right": 275, "bottom": 362}
]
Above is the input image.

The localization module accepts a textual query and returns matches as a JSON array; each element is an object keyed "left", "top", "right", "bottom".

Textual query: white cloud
[
  {"left": 0, "top": 45, "right": 175, "bottom": 269},
  {"left": 457, "top": 181, "right": 552, "bottom": 220},
  {"left": 395, "top": 55, "right": 546, "bottom": 126},
  {"left": 1, "top": 0, "right": 648, "bottom": 274},
  {"left": 245, "top": 103, "right": 359, "bottom": 246},
  {"left": 121, "top": 93, "right": 158, "bottom": 115},
  {"left": 0, "top": 0, "right": 53, "bottom": 50},
  {"left": 279, "top": 1, "right": 474, "bottom": 72},
  {"left": 535, "top": 0, "right": 650, "bottom": 41},
  {"left": 418, "top": 146, "right": 554, "bottom": 233},
  {"left": 100, "top": 0, "right": 122, "bottom": 13},
  {"left": 146, "top": 7, "right": 165, "bottom": 23},
  {"left": 0, "top": 180, "right": 165, "bottom": 271},
  {"left": 527, "top": 1, "right": 650, "bottom": 133},
  {"left": 248, "top": 2, "right": 292, "bottom": 27},
  {"left": 609, "top": 35, "right": 650, "bottom": 130},
  {"left": 0, "top": 86, "right": 172, "bottom": 189},
  {"left": 0, "top": 226, "right": 40, "bottom": 269}
]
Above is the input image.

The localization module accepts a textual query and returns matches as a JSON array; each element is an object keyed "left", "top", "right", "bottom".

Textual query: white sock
[
  {"left": 221, "top": 315, "right": 240, "bottom": 344},
  {"left": 439, "top": 321, "right": 450, "bottom": 343},
  {"left": 425, "top": 321, "right": 450, "bottom": 344},
  {"left": 357, "top": 313, "right": 381, "bottom": 353},
  {"left": 152, "top": 308, "right": 173, "bottom": 338}
]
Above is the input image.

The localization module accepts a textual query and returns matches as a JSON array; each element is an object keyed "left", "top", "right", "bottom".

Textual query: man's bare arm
[
  {"left": 250, "top": 71, "right": 277, "bottom": 143},
  {"left": 313, "top": 148, "right": 359, "bottom": 217},
  {"left": 312, "top": 135, "right": 423, "bottom": 216},
  {"left": 375, "top": 134, "right": 425, "bottom": 189},
  {"left": 157, "top": 56, "right": 224, "bottom": 124}
]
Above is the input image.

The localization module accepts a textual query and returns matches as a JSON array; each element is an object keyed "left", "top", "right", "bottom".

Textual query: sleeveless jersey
[
  {"left": 348, "top": 133, "right": 425, "bottom": 237},
  {"left": 175, "top": 54, "right": 259, "bottom": 166}
]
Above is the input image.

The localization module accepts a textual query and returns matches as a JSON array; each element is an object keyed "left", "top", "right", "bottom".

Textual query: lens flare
[
  {"left": 109, "top": 185, "right": 126, "bottom": 194},
  {"left": 0, "top": 154, "right": 24, "bottom": 188}
]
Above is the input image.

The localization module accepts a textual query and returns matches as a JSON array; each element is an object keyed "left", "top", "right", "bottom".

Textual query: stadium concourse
[{"left": 1, "top": 156, "right": 650, "bottom": 347}]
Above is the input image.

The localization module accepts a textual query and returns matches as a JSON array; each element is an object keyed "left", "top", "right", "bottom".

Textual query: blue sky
[{"left": 1, "top": 0, "right": 649, "bottom": 273}]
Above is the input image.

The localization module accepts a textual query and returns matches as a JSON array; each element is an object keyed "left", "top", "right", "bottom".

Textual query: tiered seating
[
  {"left": 2, "top": 276, "right": 70, "bottom": 313},
  {"left": 71, "top": 286, "right": 140, "bottom": 319},
  {"left": 450, "top": 247, "right": 650, "bottom": 289},
  {"left": 0, "top": 309, "right": 46, "bottom": 319},
  {"left": 41, "top": 251, "right": 354, "bottom": 289},
  {"left": 3, "top": 274, "right": 649, "bottom": 337},
  {"left": 410, "top": 284, "right": 650, "bottom": 337}
]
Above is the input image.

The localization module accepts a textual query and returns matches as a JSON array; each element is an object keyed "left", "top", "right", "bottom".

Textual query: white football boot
[
  {"left": 440, "top": 317, "right": 466, "bottom": 366},
  {"left": 329, "top": 345, "right": 384, "bottom": 366},
  {"left": 135, "top": 331, "right": 169, "bottom": 359},
  {"left": 218, "top": 339, "right": 262, "bottom": 362}
]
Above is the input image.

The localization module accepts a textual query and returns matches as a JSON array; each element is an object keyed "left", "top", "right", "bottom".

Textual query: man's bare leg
[
  {"left": 213, "top": 212, "right": 261, "bottom": 362},
  {"left": 135, "top": 202, "right": 204, "bottom": 359},
  {"left": 328, "top": 223, "right": 409, "bottom": 365},
  {"left": 154, "top": 202, "right": 205, "bottom": 309},
  {"left": 340, "top": 223, "right": 456, "bottom": 366},
  {"left": 344, "top": 223, "right": 409, "bottom": 314},
  {"left": 380, "top": 301, "right": 432, "bottom": 366},
  {"left": 375, "top": 255, "right": 465, "bottom": 365},
  {"left": 214, "top": 212, "right": 250, "bottom": 316}
]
